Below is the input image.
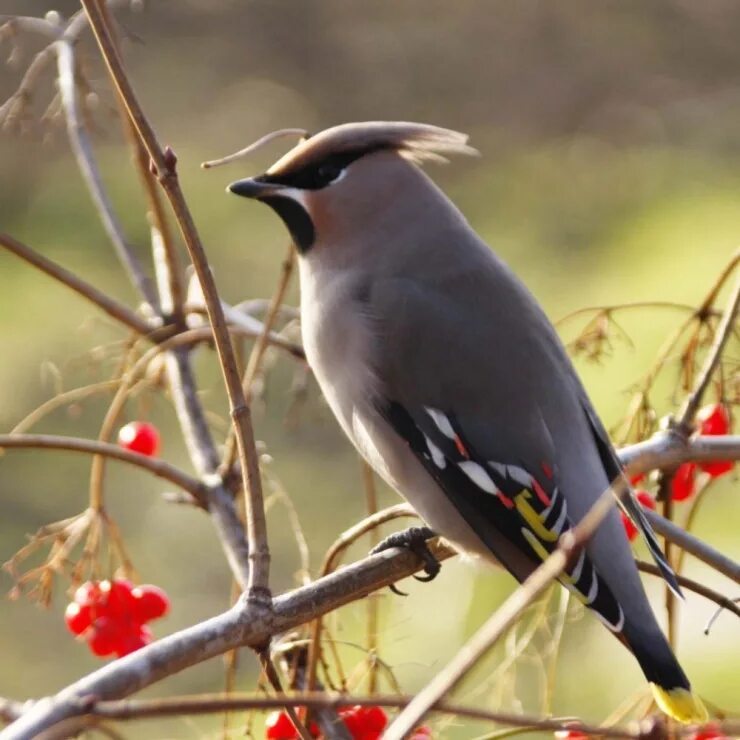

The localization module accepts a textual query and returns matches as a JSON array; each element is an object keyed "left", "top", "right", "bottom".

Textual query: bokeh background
[{"left": 1, "top": 1, "right": 738, "bottom": 737}]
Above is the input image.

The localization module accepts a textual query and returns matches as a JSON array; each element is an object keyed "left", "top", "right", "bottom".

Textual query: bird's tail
[{"left": 624, "top": 621, "right": 707, "bottom": 723}]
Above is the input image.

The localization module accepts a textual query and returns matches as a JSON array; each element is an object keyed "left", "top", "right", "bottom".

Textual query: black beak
[{"left": 227, "top": 178, "right": 282, "bottom": 199}]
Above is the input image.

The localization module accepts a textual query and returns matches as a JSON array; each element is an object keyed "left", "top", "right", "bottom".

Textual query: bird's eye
[{"left": 317, "top": 162, "right": 343, "bottom": 184}]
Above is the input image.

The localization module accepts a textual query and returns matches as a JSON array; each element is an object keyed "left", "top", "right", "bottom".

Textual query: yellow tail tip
[{"left": 650, "top": 684, "right": 708, "bottom": 723}]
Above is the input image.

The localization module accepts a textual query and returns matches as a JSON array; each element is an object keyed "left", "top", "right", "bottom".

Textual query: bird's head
[{"left": 226, "top": 121, "right": 477, "bottom": 255}]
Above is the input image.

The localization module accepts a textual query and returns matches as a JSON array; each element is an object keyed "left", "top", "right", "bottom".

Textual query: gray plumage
[{"left": 227, "top": 122, "right": 706, "bottom": 723}]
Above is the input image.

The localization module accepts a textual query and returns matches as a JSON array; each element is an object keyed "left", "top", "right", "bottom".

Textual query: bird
[{"left": 226, "top": 121, "right": 706, "bottom": 723}]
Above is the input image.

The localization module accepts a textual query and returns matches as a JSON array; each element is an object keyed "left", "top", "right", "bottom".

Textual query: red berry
[
  {"left": 671, "top": 462, "right": 697, "bottom": 501},
  {"left": 100, "top": 579, "right": 136, "bottom": 620},
  {"left": 265, "top": 710, "right": 299, "bottom": 739},
  {"left": 87, "top": 617, "right": 124, "bottom": 657},
  {"left": 697, "top": 403, "right": 731, "bottom": 435},
  {"left": 64, "top": 601, "right": 92, "bottom": 635},
  {"left": 118, "top": 421, "right": 160, "bottom": 457},
  {"left": 696, "top": 404, "right": 734, "bottom": 478},
  {"left": 338, "top": 706, "right": 364, "bottom": 737},
  {"left": 690, "top": 724, "right": 730, "bottom": 740},
  {"left": 629, "top": 472, "right": 645, "bottom": 486},
  {"left": 555, "top": 731, "right": 588, "bottom": 739},
  {"left": 409, "top": 727, "right": 433, "bottom": 739},
  {"left": 115, "top": 624, "right": 153, "bottom": 657},
  {"left": 622, "top": 490, "right": 655, "bottom": 542},
  {"left": 131, "top": 584, "right": 170, "bottom": 623},
  {"left": 74, "top": 581, "right": 103, "bottom": 607},
  {"left": 361, "top": 706, "right": 387, "bottom": 733}
]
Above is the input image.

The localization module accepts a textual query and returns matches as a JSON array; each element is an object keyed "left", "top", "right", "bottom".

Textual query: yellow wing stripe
[{"left": 514, "top": 489, "right": 558, "bottom": 542}]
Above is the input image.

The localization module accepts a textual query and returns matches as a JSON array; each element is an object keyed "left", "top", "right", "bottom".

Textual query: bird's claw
[{"left": 370, "top": 526, "right": 440, "bottom": 593}]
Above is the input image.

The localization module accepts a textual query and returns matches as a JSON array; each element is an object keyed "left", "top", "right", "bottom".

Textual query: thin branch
[
  {"left": 258, "top": 649, "right": 314, "bottom": 740},
  {"left": 306, "top": 503, "right": 423, "bottom": 693},
  {"left": 220, "top": 244, "right": 295, "bottom": 476},
  {"left": 81, "top": 0, "right": 270, "bottom": 600},
  {"left": 78, "top": 692, "right": 659, "bottom": 739},
  {"left": 0, "top": 233, "right": 155, "bottom": 336},
  {"left": 556, "top": 300, "right": 719, "bottom": 326},
  {"left": 99, "top": 0, "right": 185, "bottom": 323},
  {"left": 676, "top": 273, "right": 740, "bottom": 432},
  {"left": 56, "top": 38, "right": 158, "bottom": 311},
  {"left": 643, "top": 508, "right": 740, "bottom": 585},
  {"left": 0, "top": 434, "right": 203, "bottom": 499},
  {"left": 636, "top": 561, "right": 740, "bottom": 619}
]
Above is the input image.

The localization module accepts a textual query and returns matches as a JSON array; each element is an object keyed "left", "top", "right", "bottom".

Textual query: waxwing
[{"left": 227, "top": 122, "right": 706, "bottom": 723}]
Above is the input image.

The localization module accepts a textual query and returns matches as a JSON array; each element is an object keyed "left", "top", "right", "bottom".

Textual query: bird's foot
[{"left": 370, "top": 526, "right": 440, "bottom": 595}]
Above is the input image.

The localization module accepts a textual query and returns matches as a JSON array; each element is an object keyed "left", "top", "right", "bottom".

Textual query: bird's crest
[{"left": 265, "top": 121, "right": 478, "bottom": 175}]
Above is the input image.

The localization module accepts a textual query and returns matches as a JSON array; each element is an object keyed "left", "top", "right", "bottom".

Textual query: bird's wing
[
  {"left": 380, "top": 398, "right": 625, "bottom": 632},
  {"left": 369, "top": 276, "right": 633, "bottom": 632}
]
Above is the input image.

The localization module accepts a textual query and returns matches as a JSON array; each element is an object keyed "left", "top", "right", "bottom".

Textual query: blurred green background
[{"left": 1, "top": 1, "right": 738, "bottom": 737}]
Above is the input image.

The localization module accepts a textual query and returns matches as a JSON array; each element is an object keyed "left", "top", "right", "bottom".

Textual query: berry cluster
[
  {"left": 117, "top": 421, "right": 160, "bottom": 457},
  {"left": 64, "top": 579, "right": 169, "bottom": 658},
  {"left": 622, "top": 403, "right": 734, "bottom": 541},
  {"left": 265, "top": 706, "right": 431, "bottom": 740},
  {"left": 672, "top": 404, "right": 734, "bottom": 501}
]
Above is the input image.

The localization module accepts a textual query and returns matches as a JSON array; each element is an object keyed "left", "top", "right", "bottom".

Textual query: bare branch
[
  {"left": 643, "top": 508, "right": 739, "bottom": 585},
  {"left": 0, "top": 434, "right": 204, "bottom": 500},
  {"left": 81, "top": 692, "right": 659, "bottom": 739},
  {"left": 220, "top": 244, "right": 295, "bottom": 476},
  {"left": 0, "top": 234, "right": 155, "bottom": 336},
  {"left": 636, "top": 561, "right": 740, "bottom": 619},
  {"left": 56, "top": 39, "right": 158, "bottom": 310},
  {"left": 676, "top": 273, "right": 740, "bottom": 432},
  {"left": 80, "top": 0, "right": 270, "bottom": 600}
]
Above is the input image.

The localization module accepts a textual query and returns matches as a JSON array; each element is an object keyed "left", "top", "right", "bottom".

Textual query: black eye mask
[{"left": 256, "top": 146, "right": 380, "bottom": 190}]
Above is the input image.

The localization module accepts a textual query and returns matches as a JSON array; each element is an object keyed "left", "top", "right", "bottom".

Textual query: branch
[
  {"left": 0, "top": 434, "right": 204, "bottom": 501},
  {"left": 643, "top": 508, "right": 739, "bottom": 585},
  {"left": 73, "top": 692, "right": 657, "bottom": 739},
  {"left": 0, "top": 234, "right": 154, "bottom": 336},
  {"left": 636, "top": 561, "right": 740, "bottom": 620},
  {"left": 619, "top": 433, "right": 740, "bottom": 474},
  {"left": 81, "top": 0, "right": 270, "bottom": 600},
  {"left": 676, "top": 272, "right": 740, "bottom": 432},
  {"left": 56, "top": 37, "right": 158, "bottom": 310}
]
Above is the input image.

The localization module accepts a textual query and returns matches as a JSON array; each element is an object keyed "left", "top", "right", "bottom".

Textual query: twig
[
  {"left": 220, "top": 244, "right": 295, "bottom": 476},
  {"left": 361, "top": 461, "right": 380, "bottom": 695},
  {"left": 78, "top": 692, "right": 661, "bottom": 738},
  {"left": 10, "top": 379, "right": 118, "bottom": 434},
  {"left": 643, "top": 508, "right": 740, "bottom": 585},
  {"left": 81, "top": 0, "right": 270, "bottom": 601},
  {"left": 382, "top": 485, "right": 622, "bottom": 739},
  {"left": 56, "top": 38, "right": 158, "bottom": 311},
  {"left": 99, "top": 0, "right": 185, "bottom": 323},
  {"left": 636, "top": 561, "right": 740, "bottom": 619},
  {"left": 258, "top": 648, "right": 314, "bottom": 740},
  {"left": 675, "top": 273, "right": 740, "bottom": 433},
  {"left": 305, "top": 503, "right": 423, "bottom": 692},
  {"left": 0, "top": 233, "right": 155, "bottom": 336},
  {"left": 0, "top": 433, "right": 203, "bottom": 499}
]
